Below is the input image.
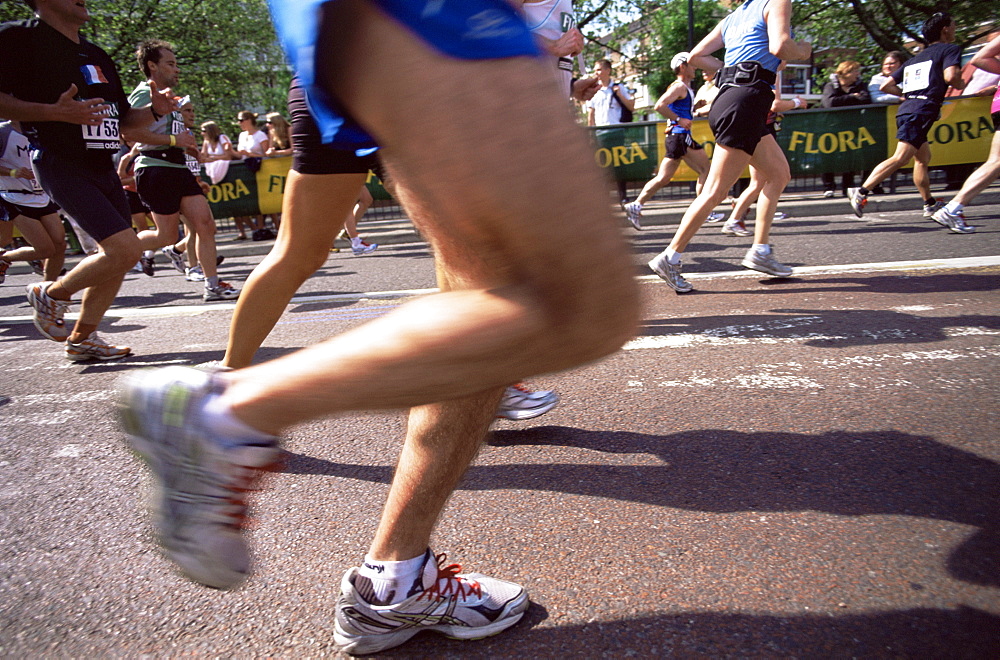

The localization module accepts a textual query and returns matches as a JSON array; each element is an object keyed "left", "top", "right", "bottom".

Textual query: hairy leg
[
  {"left": 912, "top": 142, "right": 932, "bottom": 200},
  {"left": 218, "top": 0, "right": 638, "bottom": 432},
  {"left": 178, "top": 196, "right": 220, "bottom": 278},
  {"left": 862, "top": 141, "right": 917, "bottom": 190},
  {"left": 635, "top": 157, "right": 681, "bottom": 205}
]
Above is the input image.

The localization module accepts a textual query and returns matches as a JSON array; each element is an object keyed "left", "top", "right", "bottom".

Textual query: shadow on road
[
  {"left": 379, "top": 604, "right": 999, "bottom": 658},
  {"left": 284, "top": 426, "right": 998, "bottom": 589}
]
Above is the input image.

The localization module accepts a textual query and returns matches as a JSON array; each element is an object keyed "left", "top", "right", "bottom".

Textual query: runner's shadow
[
  {"left": 283, "top": 426, "right": 999, "bottom": 587},
  {"left": 385, "top": 606, "right": 999, "bottom": 658}
]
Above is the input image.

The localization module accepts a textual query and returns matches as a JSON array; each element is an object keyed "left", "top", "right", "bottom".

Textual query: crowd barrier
[{"left": 203, "top": 96, "right": 994, "bottom": 219}]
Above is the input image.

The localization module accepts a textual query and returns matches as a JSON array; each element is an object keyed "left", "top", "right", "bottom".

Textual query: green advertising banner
[
  {"left": 203, "top": 97, "right": 994, "bottom": 217},
  {"left": 204, "top": 157, "right": 390, "bottom": 219},
  {"left": 588, "top": 95, "right": 994, "bottom": 182}
]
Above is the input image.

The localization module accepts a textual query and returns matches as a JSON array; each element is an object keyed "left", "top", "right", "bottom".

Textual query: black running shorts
[
  {"left": 31, "top": 150, "right": 130, "bottom": 243},
  {"left": 708, "top": 83, "right": 774, "bottom": 156},
  {"left": 665, "top": 132, "right": 703, "bottom": 160},
  {"left": 135, "top": 166, "right": 205, "bottom": 215},
  {"left": 288, "top": 78, "right": 379, "bottom": 175}
]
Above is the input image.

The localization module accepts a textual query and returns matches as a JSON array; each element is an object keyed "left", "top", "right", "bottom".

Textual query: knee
[{"left": 532, "top": 260, "right": 641, "bottom": 368}]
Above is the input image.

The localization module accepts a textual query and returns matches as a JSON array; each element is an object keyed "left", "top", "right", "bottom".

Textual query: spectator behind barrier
[
  {"left": 820, "top": 61, "right": 870, "bottom": 197},
  {"left": 869, "top": 51, "right": 906, "bottom": 104}
]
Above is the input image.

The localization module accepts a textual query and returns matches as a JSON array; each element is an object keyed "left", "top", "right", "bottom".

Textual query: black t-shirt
[
  {"left": 892, "top": 41, "right": 962, "bottom": 114},
  {"left": 0, "top": 19, "right": 131, "bottom": 170}
]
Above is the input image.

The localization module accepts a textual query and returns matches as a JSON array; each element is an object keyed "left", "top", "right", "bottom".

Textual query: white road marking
[{"left": 1, "top": 256, "right": 997, "bottom": 326}]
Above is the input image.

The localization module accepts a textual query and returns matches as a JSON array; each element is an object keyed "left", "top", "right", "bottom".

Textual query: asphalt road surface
[{"left": 1, "top": 199, "right": 998, "bottom": 657}]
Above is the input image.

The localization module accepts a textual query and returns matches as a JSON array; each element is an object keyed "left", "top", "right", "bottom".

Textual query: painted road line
[
  {"left": 1, "top": 257, "right": 998, "bottom": 326},
  {"left": 639, "top": 255, "right": 1000, "bottom": 283}
]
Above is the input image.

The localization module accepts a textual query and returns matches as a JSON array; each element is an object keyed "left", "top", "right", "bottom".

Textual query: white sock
[
  {"left": 665, "top": 248, "right": 681, "bottom": 265},
  {"left": 350, "top": 236, "right": 363, "bottom": 247},
  {"left": 752, "top": 243, "right": 771, "bottom": 255},
  {"left": 205, "top": 275, "right": 220, "bottom": 289},
  {"left": 357, "top": 551, "right": 428, "bottom": 605},
  {"left": 944, "top": 201, "right": 963, "bottom": 214},
  {"left": 633, "top": 202, "right": 642, "bottom": 210},
  {"left": 201, "top": 392, "right": 276, "bottom": 445},
  {"left": 143, "top": 250, "right": 155, "bottom": 258}
]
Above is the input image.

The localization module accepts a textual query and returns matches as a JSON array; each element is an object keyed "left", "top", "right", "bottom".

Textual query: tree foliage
[{"left": 0, "top": 0, "right": 290, "bottom": 136}]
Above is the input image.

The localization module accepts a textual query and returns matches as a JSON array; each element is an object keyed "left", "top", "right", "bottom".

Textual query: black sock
[
  {"left": 924, "top": 196, "right": 936, "bottom": 206},
  {"left": 858, "top": 186, "right": 870, "bottom": 196}
]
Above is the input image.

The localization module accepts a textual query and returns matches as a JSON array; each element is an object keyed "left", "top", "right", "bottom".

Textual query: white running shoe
[
  {"left": 722, "top": 220, "right": 753, "bottom": 237},
  {"left": 351, "top": 240, "right": 378, "bottom": 256},
  {"left": 161, "top": 246, "right": 186, "bottom": 273},
  {"left": 923, "top": 200, "right": 945, "bottom": 218},
  {"left": 741, "top": 247, "right": 793, "bottom": 277},
  {"left": 185, "top": 265, "right": 205, "bottom": 282},
  {"left": 932, "top": 207, "right": 976, "bottom": 234},
  {"left": 706, "top": 211, "right": 726, "bottom": 223},
  {"left": 334, "top": 549, "right": 528, "bottom": 655},
  {"left": 496, "top": 383, "right": 559, "bottom": 420},
  {"left": 203, "top": 281, "right": 240, "bottom": 302},
  {"left": 65, "top": 332, "right": 131, "bottom": 362},
  {"left": 118, "top": 366, "right": 283, "bottom": 589},
  {"left": 847, "top": 187, "right": 867, "bottom": 218},
  {"left": 648, "top": 254, "right": 693, "bottom": 293},
  {"left": 624, "top": 202, "right": 643, "bottom": 230},
  {"left": 26, "top": 281, "right": 71, "bottom": 342}
]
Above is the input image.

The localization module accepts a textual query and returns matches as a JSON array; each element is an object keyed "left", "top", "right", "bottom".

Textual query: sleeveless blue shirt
[{"left": 720, "top": 0, "right": 781, "bottom": 74}]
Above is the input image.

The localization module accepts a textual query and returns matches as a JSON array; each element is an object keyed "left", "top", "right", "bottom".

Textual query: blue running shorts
[{"left": 267, "top": 0, "right": 539, "bottom": 151}]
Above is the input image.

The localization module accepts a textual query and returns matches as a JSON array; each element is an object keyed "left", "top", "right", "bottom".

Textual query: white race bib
[
  {"left": 81, "top": 117, "right": 120, "bottom": 150},
  {"left": 901, "top": 61, "right": 932, "bottom": 94}
]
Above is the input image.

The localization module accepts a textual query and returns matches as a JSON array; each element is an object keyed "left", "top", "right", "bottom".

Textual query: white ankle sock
[
  {"left": 358, "top": 552, "right": 427, "bottom": 605},
  {"left": 753, "top": 243, "right": 771, "bottom": 255},
  {"left": 944, "top": 201, "right": 963, "bottom": 214},
  {"left": 665, "top": 248, "right": 681, "bottom": 265},
  {"left": 201, "top": 393, "right": 275, "bottom": 445}
]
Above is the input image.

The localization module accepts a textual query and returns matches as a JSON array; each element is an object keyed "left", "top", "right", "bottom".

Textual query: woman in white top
[
  {"left": 233, "top": 111, "right": 269, "bottom": 240},
  {"left": 236, "top": 110, "right": 270, "bottom": 157},
  {"left": 200, "top": 120, "right": 236, "bottom": 184}
]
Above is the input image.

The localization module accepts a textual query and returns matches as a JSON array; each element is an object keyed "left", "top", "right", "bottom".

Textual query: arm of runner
[
  {"left": 971, "top": 35, "right": 1000, "bottom": 75},
  {"left": 571, "top": 76, "right": 600, "bottom": 102},
  {"left": 0, "top": 85, "right": 108, "bottom": 125},
  {"left": 121, "top": 125, "right": 198, "bottom": 153},
  {"left": 653, "top": 83, "right": 686, "bottom": 124},
  {"left": 944, "top": 64, "right": 966, "bottom": 93},
  {"left": 688, "top": 24, "right": 724, "bottom": 74},
  {"left": 765, "top": 0, "right": 811, "bottom": 62},
  {"left": 879, "top": 76, "right": 903, "bottom": 97}
]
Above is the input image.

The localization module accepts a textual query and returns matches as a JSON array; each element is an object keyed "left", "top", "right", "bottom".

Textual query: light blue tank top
[{"left": 720, "top": 0, "right": 782, "bottom": 73}]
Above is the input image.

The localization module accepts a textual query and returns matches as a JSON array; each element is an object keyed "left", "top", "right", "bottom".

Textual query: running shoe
[
  {"left": 216, "top": 255, "right": 225, "bottom": 266},
  {"left": 351, "top": 240, "right": 378, "bottom": 256},
  {"left": 847, "top": 188, "right": 867, "bottom": 218},
  {"left": 721, "top": 219, "right": 753, "bottom": 237},
  {"left": 186, "top": 265, "right": 205, "bottom": 282},
  {"left": 923, "top": 200, "right": 945, "bottom": 218},
  {"left": 823, "top": 190, "right": 835, "bottom": 198},
  {"left": 161, "top": 246, "right": 186, "bottom": 273},
  {"left": 774, "top": 211, "right": 789, "bottom": 220},
  {"left": 624, "top": 202, "right": 642, "bottom": 230},
  {"left": 648, "top": 254, "right": 693, "bottom": 293},
  {"left": 932, "top": 207, "right": 976, "bottom": 234},
  {"left": 0, "top": 256, "right": 9, "bottom": 284},
  {"left": 706, "top": 211, "right": 726, "bottom": 223},
  {"left": 334, "top": 549, "right": 528, "bottom": 655},
  {"left": 65, "top": 332, "right": 131, "bottom": 362},
  {"left": 118, "top": 366, "right": 282, "bottom": 590},
  {"left": 140, "top": 255, "right": 156, "bottom": 276},
  {"left": 496, "top": 383, "right": 559, "bottom": 420},
  {"left": 741, "top": 247, "right": 793, "bottom": 277},
  {"left": 203, "top": 281, "right": 240, "bottom": 302},
  {"left": 26, "top": 281, "right": 71, "bottom": 341},
  {"left": 29, "top": 259, "right": 45, "bottom": 276}
]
